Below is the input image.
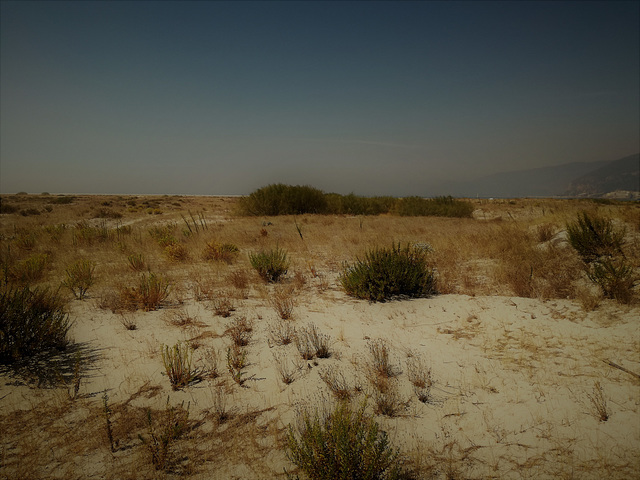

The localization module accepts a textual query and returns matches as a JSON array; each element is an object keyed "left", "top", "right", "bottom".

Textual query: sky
[{"left": 1, "top": 1, "right": 638, "bottom": 196}]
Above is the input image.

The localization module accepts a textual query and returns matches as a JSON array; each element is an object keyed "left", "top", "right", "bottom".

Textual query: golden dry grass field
[{"left": 1, "top": 193, "right": 639, "bottom": 479}]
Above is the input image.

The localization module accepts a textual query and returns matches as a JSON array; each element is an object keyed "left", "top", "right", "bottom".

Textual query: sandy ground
[{"left": 2, "top": 273, "right": 638, "bottom": 479}]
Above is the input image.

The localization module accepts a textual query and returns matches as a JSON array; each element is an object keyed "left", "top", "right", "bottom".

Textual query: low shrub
[
  {"left": 249, "top": 247, "right": 289, "bottom": 282},
  {"left": 0, "top": 286, "right": 71, "bottom": 363},
  {"left": 62, "top": 260, "right": 96, "bottom": 299},
  {"left": 287, "top": 400, "right": 403, "bottom": 480},
  {"left": 140, "top": 400, "right": 190, "bottom": 470},
  {"left": 341, "top": 243, "right": 437, "bottom": 302},
  {"left": 566, "top": 211, "right": 625, "bottom": 264},
  {"left": 164, "top": 242, "right": 189, "bottom": 262}
]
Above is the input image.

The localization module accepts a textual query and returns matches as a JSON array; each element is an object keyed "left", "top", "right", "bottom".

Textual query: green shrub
[
  {"left": 393, "top": 196, "right": 474, "bottom": 218},
  {"left": 341, "top": 243, "right": 437, "bottom": 302},
  {"left": 287, "top": 400, "right": 403, "bottom": 480},
  {"left": 62, "top": 260, "right": 96, "bottom": 299},
  {"left": 567, "top": 212, "right": 636, "bottom": 302},
  {"left": 586, "top": 258, "right": 637, "bottom": 303},
  {"left": 566, "top": 212, "right": 625, "bottom": 263},
  {"left": 0, "top": 286, "right": 71, "bottom": 363},
  {"left": 12, "top": 253, "right": 49, "bottom": 283},
  {"left": 325, "top": 193, "right": 395, "bottom": 216},
  {"left": 249, "top": 247, "right": 289, "bottom": 282},
  {"left": 238, "top": 184, "right": 328, "bottom": 215},
  {"left": 52, "top": 196, "right": 75, "bottom": 204},
  {"left": 161, "top": 342, "right": 200, "bottom": 390}
]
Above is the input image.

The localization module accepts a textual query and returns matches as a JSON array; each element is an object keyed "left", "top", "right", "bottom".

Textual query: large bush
[
  {"left": 287, "top": 400, "right": 403, "bottom": 480},
  {"left": 341, "top": 243, "right": 437, "bottom": 302},
  {"left": 249, "top": 247, "right": 289, "bottom": 282},
  {"left": 238, "top": 184, "right": 328, "bottom": 216},
  {"left": 0, "top": 286, "right": 71, "bottom": 363},
  {"left": 393, "top": 196, "right": 474, "bottom": 218}
]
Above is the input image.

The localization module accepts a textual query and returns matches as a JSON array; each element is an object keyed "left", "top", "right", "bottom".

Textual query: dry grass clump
[
  {"left": 270, "top": 286, "right": 295, "bottom": 319},
  {"left": 227, "top": 343, "right": 249, "bottom": 385},
  {"left": 272, "top": 350, "right": 301, "bottom": 385},
  {"left": 586, "top": 381, "right": 610, "bottom": 422},
  {"left": 139, "top": 399, "right": 191, "bottom": 470},
  {"left": 119, "top": 273, "right": 171, "bottom": 311},
  {"left": 295, "top": 323, "right": 332, "bottom": 360},
  {"left": 211, "top": 292, "right": 235, "bottom": 317},
  {"left": 268, "top": 319, "right": 296, "bottom": 346},
  {"left": 406, "top": 356, "right": 432, "bottom": 403},
  {"left": 319, "top": 365, "right": 359, "bottom": 400},
  {"left": 225, "top": 316, "right": 253, "bottom": 347},
  {"left": 203, "top": 241, "right": 239, "bottom": 263},
  {"left": 367, "top": 339, "right": 401, "bottom": 379}
]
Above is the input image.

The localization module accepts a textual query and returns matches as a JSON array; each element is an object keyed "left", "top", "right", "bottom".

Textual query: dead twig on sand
[{"left": 603, "top": 359, "right": 640, "bottom": 381}]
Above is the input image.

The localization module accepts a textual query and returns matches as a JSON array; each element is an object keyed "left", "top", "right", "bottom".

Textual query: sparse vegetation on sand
[{"left": 0, "top": 193, "right": 638, "bottom": 479}]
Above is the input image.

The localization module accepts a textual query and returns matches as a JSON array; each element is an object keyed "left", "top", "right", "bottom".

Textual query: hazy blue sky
[{"left": 1, "top": 1, "right": 638, "bottom": 195}]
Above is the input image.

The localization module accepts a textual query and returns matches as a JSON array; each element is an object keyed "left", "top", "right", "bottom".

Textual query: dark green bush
[
  {"left": 393, "top": 196, "right": 474, "bottom": 218},
  {"left": 341, "top": 243, "right": 437, "bottom": 302},
  {"left": 586, "top": 258, "right": 637, "bottom": 303},
  {"left": 0, "top": 286, "right": 71, "bottom": 363},
  {"left": 249, "top": 247, "right": 289, "bottom": 282},
  {"left": 287, "top": 400, "right": 403, "bottom": 480},
  {"left": 566, "top": 212, "right": 625, "bottom": 264},
  {"left": 52, "top": 196, "right": 75, "bottom": 204},
  {"left": 325, "top": 193, "right": 395, "bottom": 216},
  {"left": 239, "top": 184, "right": 328, "bottom": 216},
  {"left": 567, "top": 211, "right": 637, "bottom": 303}
]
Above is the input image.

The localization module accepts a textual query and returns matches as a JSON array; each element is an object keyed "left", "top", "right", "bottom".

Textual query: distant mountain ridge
[
  {"left": 563, "top": 153, "right": 639, "bottom": 197},
  {"left": 439, "top": 153, "right": 639, "bottom": 198}
]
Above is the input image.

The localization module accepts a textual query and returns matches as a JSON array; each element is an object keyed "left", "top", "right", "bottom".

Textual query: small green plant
[
  {"left": 161, "top": 342, "right": 200, "bottom": 390},
  {"left": 249, "top": 247, "right": 289, "bottom": 282},
  {"left": 102, "top": 392, "right": 116, "bottom": 452},
  {"left": 62, "top": 259, "right": 96, "bottom": 299},
  {"left": 135, "top": 273, "right": 171, "bottom": 311},
  {"left": 227, "top": 344, "right": 249, "bottom": 385},
  {"left": 341, "top": 243, "right": 436, "bottom": 302},
  {"left": 0, "top": 286, "right": 71, "bottom": 363},
  {"left": 287, "top": 400, "right": 403, "bottom": 480},
  {"left": 127, "top": 253, "right": 146, "bottom": 271}
]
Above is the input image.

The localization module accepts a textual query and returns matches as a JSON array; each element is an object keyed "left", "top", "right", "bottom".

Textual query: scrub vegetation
[{"left": 0, "top": 191, "right": 638, "bottom": 479}]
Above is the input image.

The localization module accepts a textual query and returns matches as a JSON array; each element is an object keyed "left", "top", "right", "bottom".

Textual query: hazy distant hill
[
  {"left": 563, "top": 153, "right": 639, "bottom": 197},
  {"left": 438, "top": 154, "right": 638, "bottom": 198},
  {"left": 441, "top": 160, "right": 609, "bottom": 198}
]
